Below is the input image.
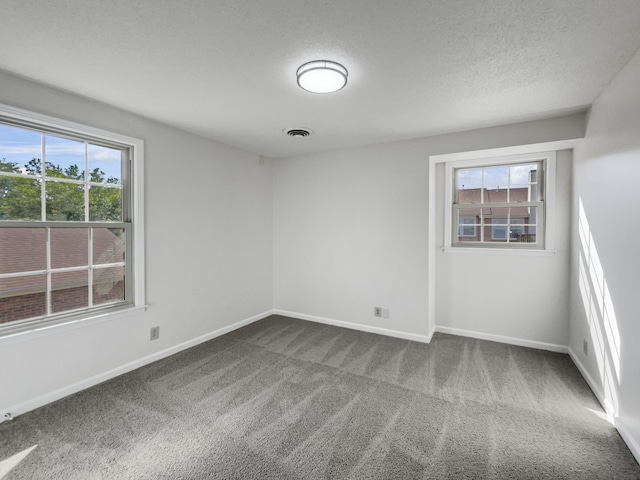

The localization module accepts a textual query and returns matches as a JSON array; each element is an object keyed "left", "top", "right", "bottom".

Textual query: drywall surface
[
  {"left": 273, "top": 114, "right": 583, "bottom": 340},
  {"left": 434, "top": 150, "right": 572, "bottom": 347},
  {"left": 0, "top": 71, "right": 273, "bottom": 413},
  {"left": 569, "top": 48, "right": 640, "bottom": 459}
]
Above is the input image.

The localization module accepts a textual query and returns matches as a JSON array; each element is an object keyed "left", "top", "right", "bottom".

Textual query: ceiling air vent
[{"left": 284, "top": 128, "right": 314, "bottom": 137}]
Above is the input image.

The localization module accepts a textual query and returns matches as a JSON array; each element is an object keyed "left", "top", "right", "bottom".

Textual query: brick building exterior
[{"left": 0, "top": 228, "right": 125, "bottom": 324}]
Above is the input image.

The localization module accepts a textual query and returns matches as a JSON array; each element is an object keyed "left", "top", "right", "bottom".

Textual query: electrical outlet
[
  {"left": 382, "top": 308, "right": 390, "bottom": 319},
  {"left": 374, "top": 307, "right": 382, "bottom": 317},
  {"left": 583, "top": 339, "right": 588, "bottom": 356},
  {"left": 150, "top": 326, "right": 160, "bottom": 341}
]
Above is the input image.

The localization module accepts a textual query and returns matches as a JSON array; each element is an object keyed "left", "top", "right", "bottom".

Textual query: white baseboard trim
[
  {"left": 273, "top": 309, "right": 432, "bottom": 344},
  {"left": 0, "top": 310, "right": 272, "bottom": 424},
  {"left": 567, "top": 348, "right": 613, "bottom": 418},
  {"left": 615, "top": 417, "right": 640, "bottom": 466},
  {"left": 568, "top": 348, "right": 640, "bottom": 465},
  {"left": 434, "top": 326, "right": 569, "bottom": 353}
]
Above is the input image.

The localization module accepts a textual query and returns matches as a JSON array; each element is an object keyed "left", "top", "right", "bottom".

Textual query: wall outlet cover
[{"left": 150, "top": 326, "right": 160, "bottom": 341}]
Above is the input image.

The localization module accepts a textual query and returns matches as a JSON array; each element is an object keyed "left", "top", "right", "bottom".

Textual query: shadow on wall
[{"left": 577, "top": 197, "right": 621, "bottom": 417}]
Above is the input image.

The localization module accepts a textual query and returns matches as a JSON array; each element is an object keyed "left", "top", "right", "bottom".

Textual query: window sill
[
  {"left": 0, "top": 304, "right": 148, "bottom": 347},
  {"left": 442, "top": 246, "right": 556, "bottom": 256}
]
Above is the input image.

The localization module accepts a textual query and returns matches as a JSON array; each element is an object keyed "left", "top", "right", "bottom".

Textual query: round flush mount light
[{"left": 296, "top": 60, "right": 348, "bottom": 93}]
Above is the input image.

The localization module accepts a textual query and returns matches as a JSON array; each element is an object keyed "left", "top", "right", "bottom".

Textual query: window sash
[
  {"left": 454, "top": 160, "right": 543, "bottom": 205},
  {"left": 0, "top": 223, "right": 132, "bottom": 332},
  {"left": 0, "top": 121, "right": 129, "bottom": 223},
  {"left": 452, "top": 202, "right": 544, "bottom": 247}
]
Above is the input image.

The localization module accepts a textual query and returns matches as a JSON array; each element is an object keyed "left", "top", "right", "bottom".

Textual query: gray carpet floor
[{"left": 1, "top": 315, "right": 639, "bottom": 479}]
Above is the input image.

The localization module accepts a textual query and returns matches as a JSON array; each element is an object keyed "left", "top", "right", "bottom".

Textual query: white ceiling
[{"left": 2, "top": 1, "right": 640, "bottom": 158}]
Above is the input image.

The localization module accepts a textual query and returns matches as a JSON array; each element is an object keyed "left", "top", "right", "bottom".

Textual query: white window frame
[
  {"left": 451, "top": 157, "right": 545, "bottom": 249},
  {"left": 443, "top": 151, "right": 556, "bottom": 255},
  {"left": 0, "top": 103, "right": 145, "bottom": 340}
]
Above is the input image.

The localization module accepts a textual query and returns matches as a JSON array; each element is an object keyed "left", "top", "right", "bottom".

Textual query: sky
[{"left": 0, "top": 123, "right": 122, "bottom": 183}]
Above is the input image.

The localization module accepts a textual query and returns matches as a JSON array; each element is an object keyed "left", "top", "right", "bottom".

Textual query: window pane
[
  {"left": 513, "top": 229, "right": 537, "bottom": 243},
  {"left": 45, "top": 135, "right": 85, "bottom": 180},
  {"left": 457, "top": 168, "right": 482, "bottom": 190},
  {"left": 0, "top": 274, "right": 46, "bottom": 323},
  {"left": 93, "top": 266, "right": 125, "bottom": 306},
  {"left": 51, "top": 228, "right": 88, "bottom": 269},
  {"left": 458, "top": 187, "right": 482, "bottom": 204},
  {"left": 484, "top": 186, "right": 507, "bottom": 203},
  {"left": 483, "top": 166, "right": 508, "bottom": 189},
  {"left": 509, "top": 163, "right": 537, "bottom": 184},
  {"left": 0, "top": 124, "right": 42, "bottom": 175},
  {"left": 93, "top": 228, "right": 125, "bottom": 265},
  {"left": 458, "top": 227, "right": 477, "bottom": 241},
  {"left": 46, "top": 180, "right": 85, "bottom": 221},
  {"left": 0, "top": 229, "right": 46, "bottom": 274},
  {"left": 456, "top": 209, "right": 479, "bottom": 242},
  {"left": 51, "top": 270, "right": 88, "bottom": 313},
  {"left": 508, "top": 185, "right": 529, "bottom": 203},
  {"left": 0, "top": 176, "right": 41, "bottom": 220},
  {"left": 88, "top": 144, "right": 122, "bottom": 185},
  {"left": 491, "top": 225, "right": 507, "bottom": 241},
  {"left": 508, "top": 220, "right": 525, "bottom": 241},
  {"left": 527, "top": 206, "right": 538, "bottom": 233},
  {"left": 89, "top": 185, "right": 122, "bottom": 221}
]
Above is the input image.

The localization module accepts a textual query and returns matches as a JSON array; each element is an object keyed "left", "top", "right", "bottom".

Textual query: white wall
[
  {"left": 0, "top": 71, "right": 273, "bottom": 415},
  {"left": 569, "top": 48, "right": 640, "bottom": 460},
  {"left": 273, "top": 114, "right": 583, "bottom": 342},
  {"left": 434, "top": 150, "right": 573, "bottom": 348}
]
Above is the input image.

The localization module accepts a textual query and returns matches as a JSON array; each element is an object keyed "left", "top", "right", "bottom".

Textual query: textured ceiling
[{"left": 2, "top": 1, "right": 640, "bottom": 158}]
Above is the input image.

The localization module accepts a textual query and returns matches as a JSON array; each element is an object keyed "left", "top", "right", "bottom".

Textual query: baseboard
[
  {"left": 434, "top": 326, "right": 569, "bottom": 353},
  {"left": 615, "top": 417, "right": 640, "bottom": 466},
  {"left": 273, "top": 309, "right": 432, "bottom": 344},
  {"left": 0, "top": 310, "right": 272, "bottom": 423},
  {"left": 568, "top": 348, "right": 640, "bottom": 465},
  {"left": 567, "top": 348, "right": 613, "bottom": 418},
  {"left": 426, "top": 325, "right": 436, "bottom": 343}
]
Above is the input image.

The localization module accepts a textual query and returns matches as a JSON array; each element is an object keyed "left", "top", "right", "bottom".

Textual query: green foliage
[
  {"left": 0, "top": 159, "right": 40, "bottom": 220},
  {"left": 0, "top": 158, "right": 121, "bottom": 221}
]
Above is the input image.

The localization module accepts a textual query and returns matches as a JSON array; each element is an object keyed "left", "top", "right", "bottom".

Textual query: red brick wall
[
  {"left": 0, "top": 292, "right": 46, "bottom": 323},
  {"left": 1, "top": 281, "right": 124, "bottom": 324}
]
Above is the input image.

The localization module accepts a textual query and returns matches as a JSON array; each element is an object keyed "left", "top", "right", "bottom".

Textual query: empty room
[{"left": 1, "top": 1, "right": 639, "bottom": 478}]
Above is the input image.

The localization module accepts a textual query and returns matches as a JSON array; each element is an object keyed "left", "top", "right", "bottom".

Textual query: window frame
[
  {"left": 0, "top": 103, "right": 145, "bottom": 339},
  {"left": 443, "top": 151, "right": 556, "bottom": 254}
]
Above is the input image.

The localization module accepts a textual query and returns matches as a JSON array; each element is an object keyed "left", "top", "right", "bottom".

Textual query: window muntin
[
  {"left": 453, "top": 160, "right": 544, "bottom": 248},
  {"left": 0, "top": 118, "right": 134, "bottom": 331}
]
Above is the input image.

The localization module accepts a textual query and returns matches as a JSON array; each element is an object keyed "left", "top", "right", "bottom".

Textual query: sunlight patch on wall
[{"left": 578, "top": 197, "right": 621, "bottom": 414}]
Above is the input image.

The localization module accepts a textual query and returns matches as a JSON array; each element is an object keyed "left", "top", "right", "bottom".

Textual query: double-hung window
[
  {"left": 446, "top": 152, "right": 555, "bottom": 250},
  {"left": 0, "top": 104, "right": 144, "bottom": 336}
]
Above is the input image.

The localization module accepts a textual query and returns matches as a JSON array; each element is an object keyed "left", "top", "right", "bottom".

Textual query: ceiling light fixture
[{"left": 296, "top": 60, "right": 348, "bottom": 94}]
